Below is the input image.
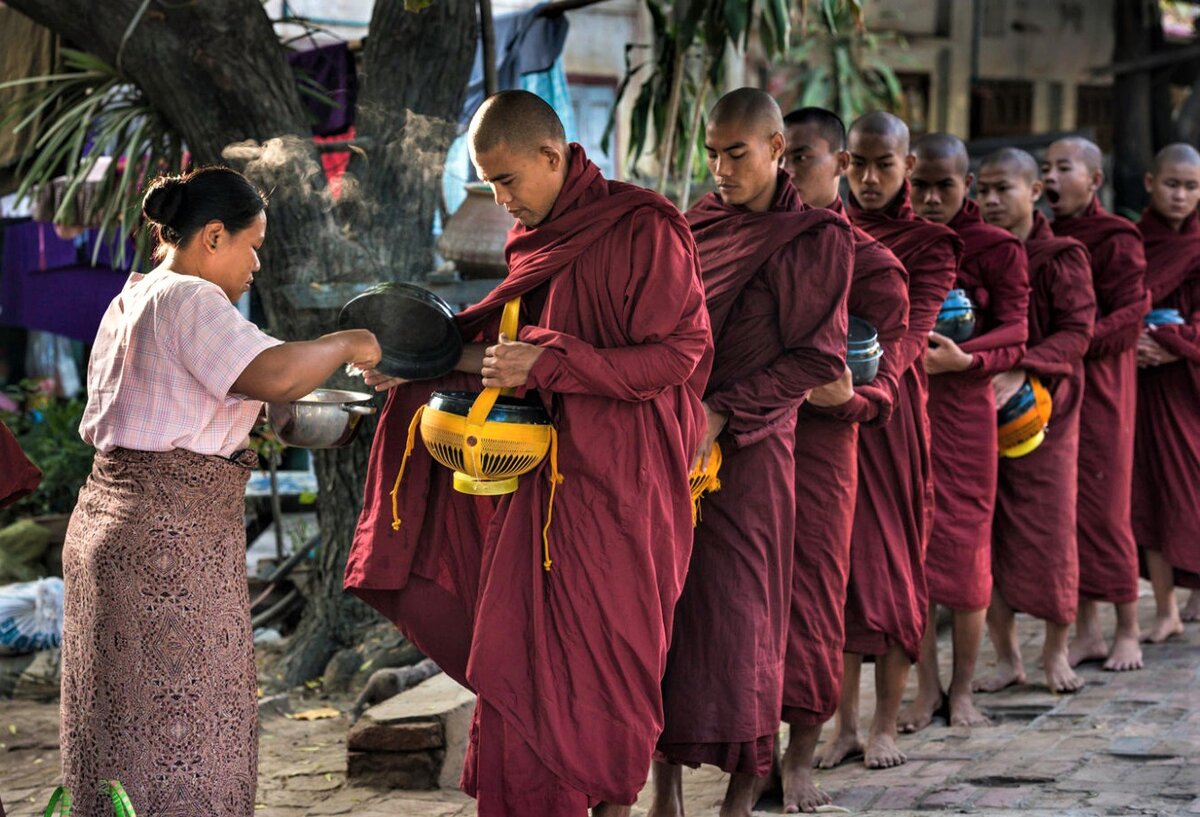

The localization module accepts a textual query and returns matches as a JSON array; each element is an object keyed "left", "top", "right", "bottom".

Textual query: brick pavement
[{"left": 1, "top": 584, "right": 1197, "bottom": 816}]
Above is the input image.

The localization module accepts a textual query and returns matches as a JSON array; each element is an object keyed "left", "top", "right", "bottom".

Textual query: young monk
[
  {"left": 778, "top": 106, "right": 910, "bottom": 813},
  {"left": 345, "top": 91, "right": 713, "bottom": 817},
  {"left": 1133, "top": 143, "right": 1200, "bottom": 641},
  {"left": 819, "top": 112, "right": 959, "bottom": 769},
  {"left": 905, "top": 134, "right": 1030, "bottom": 729},
  {"left": 1043, "top": 136, "right": 1149, "bottom": 671},
  {"left": 975, "top": 147, "right": 1096, "bottom": 693},
  {"left": 650, "top": 88, "right": 852, "bottom": 817}
]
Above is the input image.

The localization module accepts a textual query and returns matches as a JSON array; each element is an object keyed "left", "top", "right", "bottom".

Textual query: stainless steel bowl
[{"left": 266, "top": 389, "right": 377, "bottom": 449}]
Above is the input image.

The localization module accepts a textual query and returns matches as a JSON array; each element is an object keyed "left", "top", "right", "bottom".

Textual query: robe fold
[
  {"left": 782, "top": 197, "right": 909, "bottom": 727},
  {"left": 658, "top": 173, "right": 852, "bottom": 775},
  {"left": 926, "top": 199, "right": 1030, "bottom": 612},
  {"left": 844, "top": 182, "right": 962, "bottom": 659},
  {"left": 0, "top": 420, "right": 40, "bottom": 509},
  {"left": 344, "top": 146, "right": 713, "bottom": 812},
  {"left": 992, "top": 211, "right": 1095, "bottom": 624},
  {"left": 1132, "top": 207, "right": 1200, "bottom": 589},
  {"left": 1051, "top": 197, "right": 1149, "bottom": 604}
]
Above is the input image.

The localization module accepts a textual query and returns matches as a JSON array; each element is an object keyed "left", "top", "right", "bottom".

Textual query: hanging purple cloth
[{"left": 287, "top": 42, "right": 358, "bottom": 136}]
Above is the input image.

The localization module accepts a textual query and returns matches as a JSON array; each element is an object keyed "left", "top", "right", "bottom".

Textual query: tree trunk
[
  {"left": 7, "top": 0, "right": 477, "bottom": 685},
  {"left": 1111, "top": 0, "right": 1158, "bottom": 214}
]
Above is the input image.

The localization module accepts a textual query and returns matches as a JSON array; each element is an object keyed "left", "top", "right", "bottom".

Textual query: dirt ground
[{"left": 2, "top": 583, "right": 1199, "bottom": 816}]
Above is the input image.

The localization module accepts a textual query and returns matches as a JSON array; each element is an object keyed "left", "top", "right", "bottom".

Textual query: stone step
[{"left": 347, "top": 671, "right": 475, "bottom": 790}]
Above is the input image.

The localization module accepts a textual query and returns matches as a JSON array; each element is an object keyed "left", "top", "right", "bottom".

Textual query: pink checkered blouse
[{"left": 80, "top": 268, "right": 283, "bottom": 457}]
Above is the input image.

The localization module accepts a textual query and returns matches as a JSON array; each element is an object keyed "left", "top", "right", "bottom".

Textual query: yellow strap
[
  {"left": 542, "top": 427, "right": 564, "bottom": 572},
  {"left": 390, "top": 405, "right": 425, "bottom": 531}
]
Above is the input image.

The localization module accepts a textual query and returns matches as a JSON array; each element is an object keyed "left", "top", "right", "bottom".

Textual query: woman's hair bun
[{"left": 141, "top": 177, "right": 187, "bottom": 228}]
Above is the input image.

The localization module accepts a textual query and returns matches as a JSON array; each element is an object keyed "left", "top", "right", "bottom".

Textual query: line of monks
[{"left": 343, "top": 87, "right": 1200, "bottom": 817}]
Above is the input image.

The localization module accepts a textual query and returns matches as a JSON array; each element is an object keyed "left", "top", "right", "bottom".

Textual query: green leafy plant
[{"left": 0, "top": 380, "right": 94, "bottom": 522}]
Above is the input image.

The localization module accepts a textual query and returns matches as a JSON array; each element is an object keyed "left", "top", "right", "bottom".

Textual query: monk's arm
[
  {"left": 1087, "top": 232, "right": 1150, "bottom": 358},
  {"left": 812, "top": 257, "right": 910, "bottom": 427},
  {"left": 893, "top": 239, "right": 960, "bottom": 375},
  {"left": 522, "top": 215, "right": 712, "bottom": 401},
  {"left": 705, "top": 229, "right": 853, "bottom": 440},
  {"left": 1021, "top": 247, "right": 1096, "bottom": 378},
  {"left": 1148, "top": 276, "right": 1200, "bottom": 362},
  {"left": 959, "top": 242, "right": 1030, "bottom": 375}
]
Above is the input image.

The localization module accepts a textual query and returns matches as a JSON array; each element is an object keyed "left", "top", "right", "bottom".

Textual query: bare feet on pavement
[
  {"left": 782, "top": 754, "right": 831, "bottom": 813},
  {"left": 1042, "top": 647, "right": 1085, "bottom": 693},
  {"left": 971, "top": 659, "right": 1026, "bottom": 693},
  {"left": 897, "top": 689, "right": 944, "bottom": 733},
  {"left": 864, "top": 731, "right": 907, "bottom": 769},
  {"left": 1067, "top": 633, "right": 1108, "bottom": 667},
  {"left": 948, "top": 688, "right": 992, "bottom": 727},
  {"left": 815, "top": 731, "right": 863, "bottom": 769},
  {"left": 1142, "top": 612, "right": 1185, "bottom": 643},
  {"left": 1181, "top": 591, "right": 1200, "bottom": 622},
  {"left": 1104, "top": 633, "right": 1143, "bottom": 671}
]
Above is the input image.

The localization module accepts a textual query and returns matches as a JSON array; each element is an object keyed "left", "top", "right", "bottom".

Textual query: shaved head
[
  {"left": 1048, "top": 136, "right": 1102, "bottom": 174},
  {"left": 709, "top": 87, "right": 785, "bottom": 139},
  {"left": 783, "top": 107, "right": 846, "bottom": 151},
  {"left": 980, "top": 147, "right": 1041, "bottom": 185},
  {"left": 849, "top": 111, "right": 910, "bottom": 155},
  {"left": 912, "top": 133, "right": 970, "bottom": 177},
  {"left": 469, "top": 90, "right": 566, "bottom": 156},
  {"left": 1151, "top": 142, "right": 1200, "bottom": 175}
]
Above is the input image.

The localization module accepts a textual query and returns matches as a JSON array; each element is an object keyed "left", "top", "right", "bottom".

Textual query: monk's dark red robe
[
  {"left": 658, "top": 173, "right": 851, "bottom": 776},
  {"left": 1052, "top": 197, "right": 1149, "bottom": 604},
  {"left": 344, "top": 147, "right": 713, "bottom": 813},
  {"left": 926, "top": 200, "right": 1029, "bottom": 612},
  {"left": 845, "top": 182, "right": 962, "bottom": 659},
  {"left": 782, "top": 197, "right": 909, "bottom": 727},
  {"left": 993, "top": 211, "right": 1095, "bottom": 624},
  {"left": 1133, "top": 207, "right": 1200, "bottom": 589},
  {"left": 0, "top": 420, "right": 40, "bottom": 509}
]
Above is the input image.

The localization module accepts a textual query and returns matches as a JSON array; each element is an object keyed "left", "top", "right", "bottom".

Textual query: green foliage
[
  {"left": 779, "top": 0, "right": 902, "bottom": 125},
  {"left": 0, "top": 380, "right": 94, "bottom": 522},
  {"left": 0, "top": 49, "right": 187, "bottom": 270}
]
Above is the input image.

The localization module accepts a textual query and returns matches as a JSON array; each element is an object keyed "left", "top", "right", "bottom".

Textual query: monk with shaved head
[
  {"left": 974, "top": 147, "right": 1095, "bottom": 695},
  {"left": 1133, "top": 142, "right": 1200, "bottom": 640},
  {"left": 651, "top": 87, "right": 852, "bottom": 817},
  {"left": 346, "top": 90, "right": 714, "bottom": 816},
  {"left": 814, "top": 111, "right": 959, "bottom": 770},
  {"left": 905, "top": 133, "right": 1030, "bottom": 730},
  {"left": 778, "top": 105, "right": 910, "bottom": 812},
  {"left": 1043, "top": 135, "right": 1149, "bottom": 671}
]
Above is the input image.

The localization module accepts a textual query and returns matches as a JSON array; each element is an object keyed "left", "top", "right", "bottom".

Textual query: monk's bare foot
[
  {"left": 947, "top": 688, "right": 991, "bottom": 727},
  {"left": 1142, "top": 612, "right": 1185, "bottom": 644},
  {"left": 971, "top": 659, "right": 1026, "bottom": 694},
  {"left": 815, "top": 731, "right": 863, "bottom": 769},
  {"left": 1181, "top": 592, "right": 1200, "bottom": 622},
  {"left": 782, "top": 748, "right": 830, "bottom": 813},
  {"left": 1043, "top": 648, "right": 1085, "bottom": 693},
  {"left": 897, "top": 689, "right": 944, "bottom": 733},
  {"left": 1103, "top": 634, "right": 1143, "bottom": 671},
  {"left": 1067, "top": 633, "right": 1108, "bottom": 667},
  {"left": 719, "top": 772, "right": 769, "bottom": 817},
  {"left": 863, "top": 731, "right": 907, "bottom": 769}
]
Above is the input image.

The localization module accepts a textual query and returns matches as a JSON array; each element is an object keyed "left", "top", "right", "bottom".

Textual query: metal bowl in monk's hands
[
  {"left": 934, "top": 288, "right": 976, "bottom": 343},
  {"left": 1145, "top": 308, "right": 1186, "bottom": 327},
  {"left": 847, "top": 316, "right": 883, "bottom": 385},
  {"left": 266, "top": 389, "right": 377, "bottom": 449}
]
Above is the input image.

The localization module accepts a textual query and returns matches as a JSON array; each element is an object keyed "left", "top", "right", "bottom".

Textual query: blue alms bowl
[
  {"left": 847, "top": 315, "right": 883, "bottom": 385},
  {"left": 1145, "top": 308, "right": 1185, "bottom": 327},
  {"left": 934, "top": 288, "right": 976, "bottom": 343}
]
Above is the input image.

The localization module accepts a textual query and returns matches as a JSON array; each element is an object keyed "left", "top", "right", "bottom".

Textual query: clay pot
[{"left": 437, "top": 183, "right": 514, "bottom": 279}]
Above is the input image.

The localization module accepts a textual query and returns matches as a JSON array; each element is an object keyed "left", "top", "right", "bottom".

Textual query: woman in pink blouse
[{"left": 60, "top": 166, "right": 380, "bottom": 817}]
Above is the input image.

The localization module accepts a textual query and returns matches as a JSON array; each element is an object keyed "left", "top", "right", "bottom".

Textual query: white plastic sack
[{"left": 0, "top": 577, "right": 64, "bottom": 655}]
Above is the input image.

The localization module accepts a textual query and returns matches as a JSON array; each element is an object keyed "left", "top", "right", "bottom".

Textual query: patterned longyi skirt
[{"left": 60, "top": 447, "right": 259, "bottom": 817}]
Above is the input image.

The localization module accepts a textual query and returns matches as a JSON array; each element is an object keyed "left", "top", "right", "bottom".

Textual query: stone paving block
[
  {"left": 346, "top": 749, "right": 444, "bottom": 789},
  {"left": 1187, "top": 797, "right": 1200, "bottom": 814},
  {"left": 919, "top": 784, "right": 978, "bottom": 809},
  {"left": 972, "top": 785, "right": 1034, "bottom": 809},
  {"left": 1086, "top": 790, "right": 1141, "bottom": 810},
  {"left": 830, "top": 785, "right": 883, "bottom": 810},
  {"left": 870, "top": 784, "right": 926, "bottom": 810},
  {"left": 916, "top": 760, "right": 969, "bottom": 779}
]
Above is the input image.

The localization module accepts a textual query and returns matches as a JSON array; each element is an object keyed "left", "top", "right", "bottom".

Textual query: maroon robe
[
  {"left": 344, "top": 147, "right": 713, "bottom": 813},
  {"left": 782, "top": 198, "right": 910, "bottom": 727},
  {"left": 926, "top": 200, "right": 1029, "bottom": 612},
  {"left": 1051, "top": 197, "right": 1149, "bottom": 604},
  {"left": 844, "top": 182, "right": 962, "bottom": 659},
  {"left": 1133, "top": 207, "right": 1200, "bottom": 589},
  {"left": 0, "top": 420, "right": 40, "bottom": 509},
  {"left": 993, "top": 211, "right": 1095, "bottom": 624},
  {"left": 657, "top": 173, "right": 851, "bottom": 775}
]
